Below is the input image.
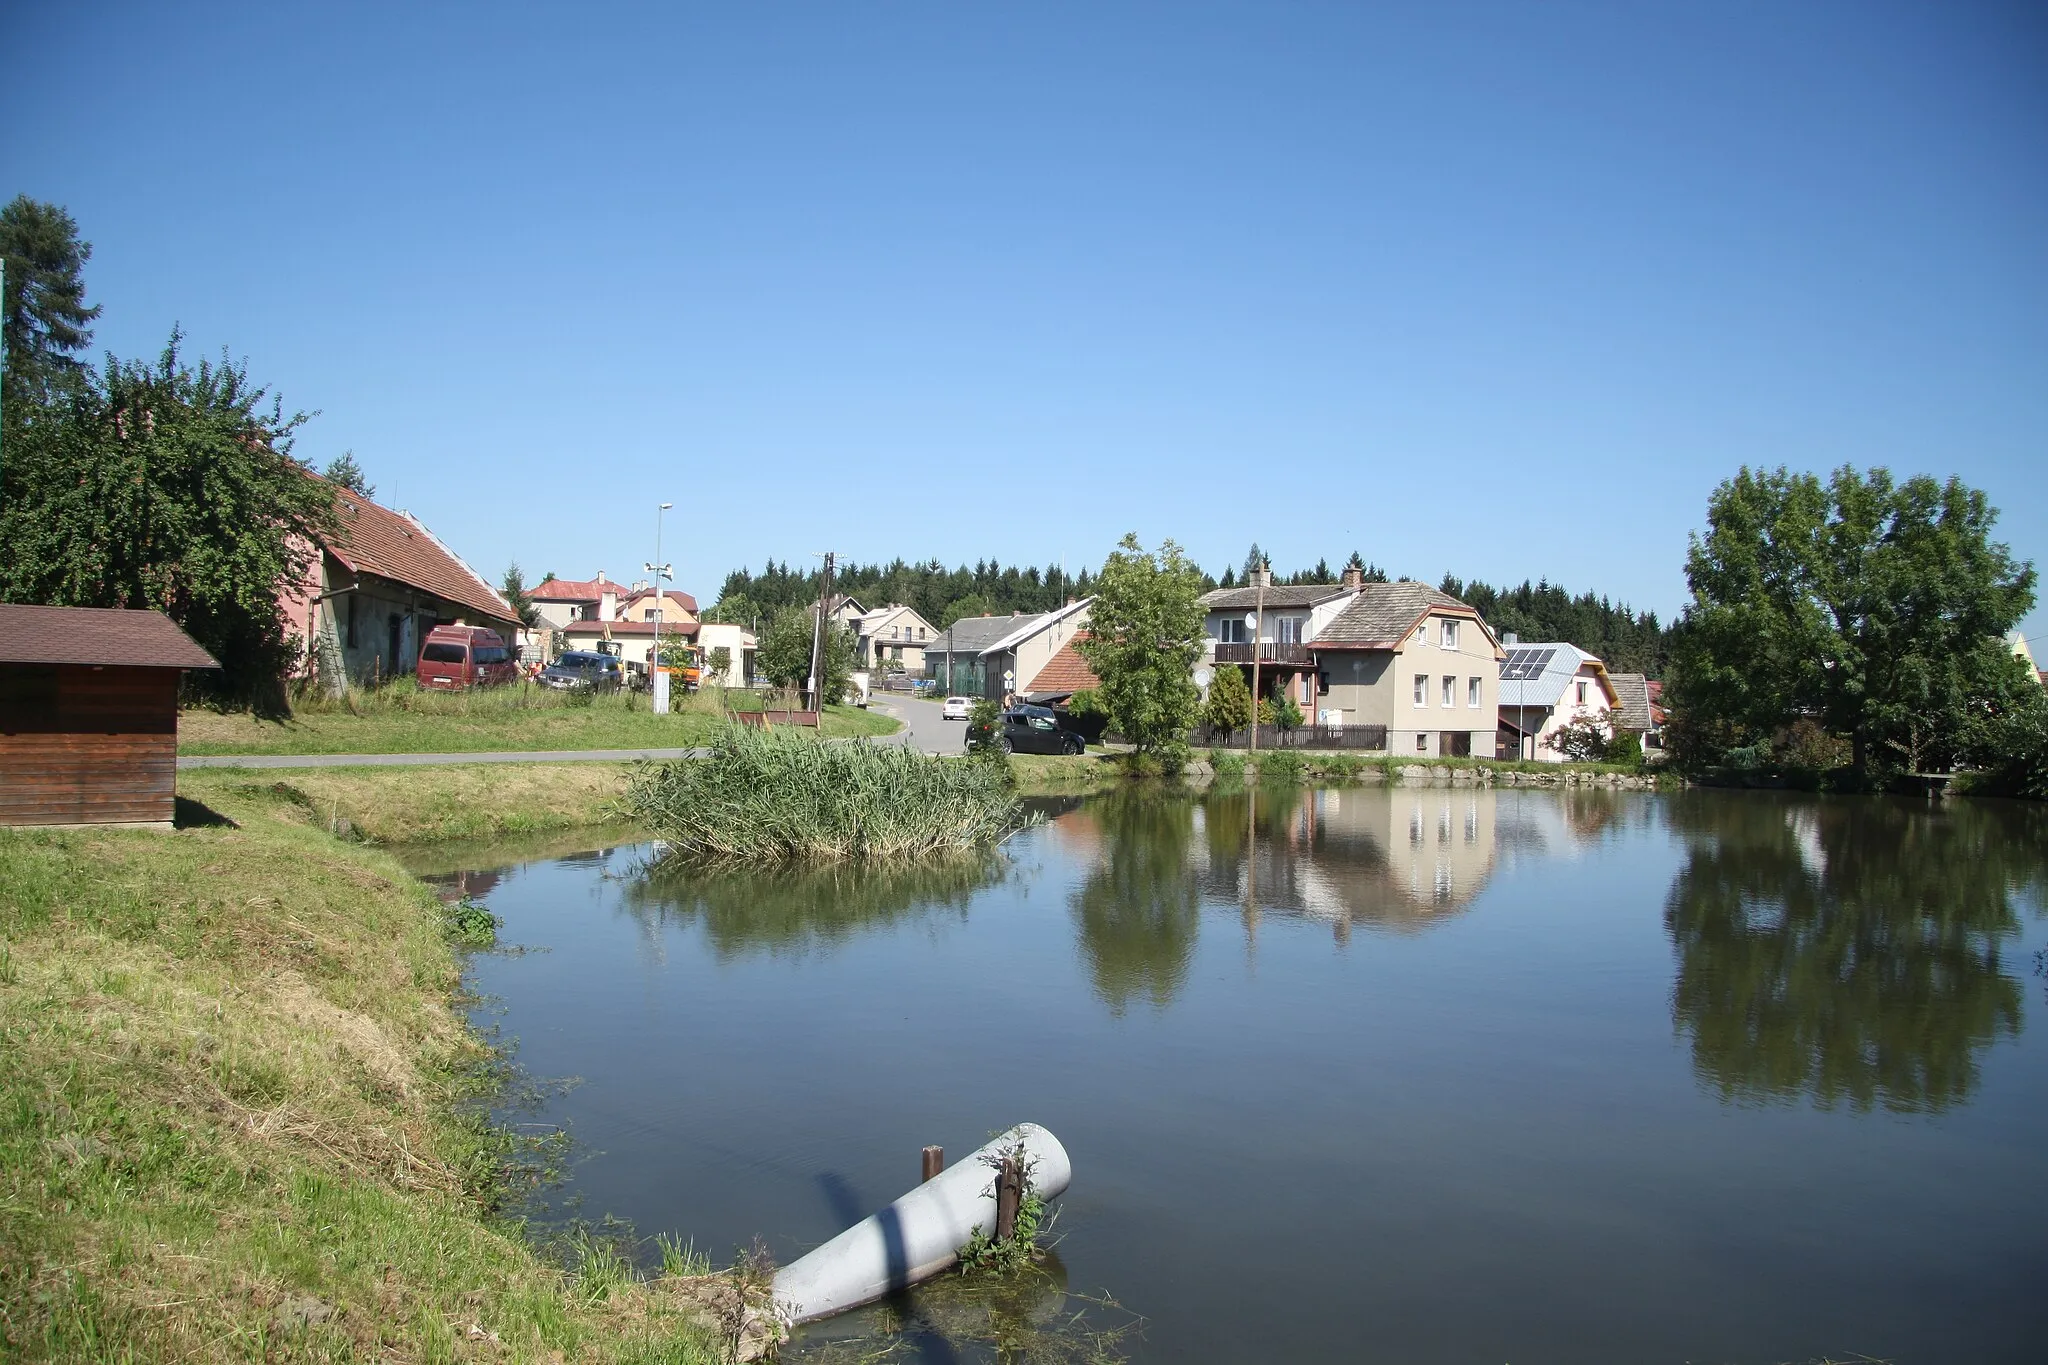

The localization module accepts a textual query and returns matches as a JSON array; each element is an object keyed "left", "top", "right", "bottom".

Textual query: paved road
[
  {"left": 177, "top": 747, "right": 713, "bottom": 769},
  {"left": 867, "top": 694, "right": 969, "bottom": 755}
]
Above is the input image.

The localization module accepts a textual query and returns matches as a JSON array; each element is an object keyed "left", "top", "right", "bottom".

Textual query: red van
[{"left": 416, "top": 625, "right": 518, "bottom": 689}]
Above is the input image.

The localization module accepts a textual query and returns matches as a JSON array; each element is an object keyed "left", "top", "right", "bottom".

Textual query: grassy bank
[
  {"left": 0, "top": 783, "right": 746, "bottom": 1362},
  {"left": 181, "top": 684, "right": 898, "bottom": 756},
  {"left": 179, "top": 764, "right": 643, "bottom": 846}
]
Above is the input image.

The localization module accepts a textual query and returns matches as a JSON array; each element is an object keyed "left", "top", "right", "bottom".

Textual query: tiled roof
[
  {"left": 1201, "top": 584, "right": 1351, "bottom": 611},
  {"left": 1313, "top": 583, "right": 1477, "bottom": 648},
  {"left": 1609, "top": 672, "right": 1654, "bottom": 731},
  {"left": 323, "top": 484, "right": 519, "bottom": 627},
  {"left": 560, "top": 619, "right": 699, "bottom": 638},
  {"left": 617, "top": 588, "right": 701, "bottom": 615},
  {"left": 0, "top": 604, "right": 219, "bottom": 669},
  {"left": 1026, "top": 634, "right": 1099, "bottom": 694},
  {"left": 530, "top": 576, "right": 618, "bottom": 602}
]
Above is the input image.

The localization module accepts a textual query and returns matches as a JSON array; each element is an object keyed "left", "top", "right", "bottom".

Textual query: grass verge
[
  {"left": 0, "top": 783, "right": 748, "bottom": 1362},
  {"left": 178, "top": 764, "right": 642, "bottom": 846},
  {"left": 180, "top": 685, "right": 896, "bottom": 756}
]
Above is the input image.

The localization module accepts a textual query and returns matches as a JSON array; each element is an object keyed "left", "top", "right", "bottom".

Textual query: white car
[{"left": 941, "top": 696, "right": 973, "bottom": 720}]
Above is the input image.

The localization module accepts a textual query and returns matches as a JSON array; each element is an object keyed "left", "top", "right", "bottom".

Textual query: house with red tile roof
[
  {"left": 1021, "top": 632, "right": 1100, "bottom": 701},
  {"left": 281, "top": 479, "right": 522, "bottom": 691}
]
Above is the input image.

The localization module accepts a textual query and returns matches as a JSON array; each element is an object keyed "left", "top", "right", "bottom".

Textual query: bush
[
  {"left": 1544, "top": 715, "right": 1611, "bottom": 762},
  {"left": 1208, "top": 748, "right": 1246, "bottom": 780},
  {"left": 965, "top": 698, "right": 1002, "bottom": 755},
  {"left": 1605, "top": 731, "right": 1644, "bottom": 767},
  {"left": 625, "top": 722, "right": 1022, "bottom": 861}
]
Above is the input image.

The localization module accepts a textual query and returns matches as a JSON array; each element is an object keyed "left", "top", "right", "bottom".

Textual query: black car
[
  {"left": 999, "top": 704, "right": 1085, "bottom": 755},
  {"left": 539, "top": 650, "right": 625, "bottom": 691}
]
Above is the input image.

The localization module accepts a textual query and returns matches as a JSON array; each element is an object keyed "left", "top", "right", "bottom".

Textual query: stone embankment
[{"left": 1201, "top": 760, "right": 1662, "bottom": 790}]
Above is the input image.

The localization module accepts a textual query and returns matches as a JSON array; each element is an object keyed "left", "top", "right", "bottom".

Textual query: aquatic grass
[{"left": 625, "top": 723, "right": 1024, "bottom": 862}]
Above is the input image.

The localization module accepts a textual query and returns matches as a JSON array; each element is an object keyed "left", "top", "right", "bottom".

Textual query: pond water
[{"left": 413, "top": 787, "right": 2048, "bottom": 1364}]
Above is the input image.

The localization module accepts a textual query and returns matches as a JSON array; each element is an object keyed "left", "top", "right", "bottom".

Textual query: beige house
[
  {"left": 1200, "top": 565, "right": 1502, "bottom": 758},
  {"left": 696, "top": 621, "right": 757, "bottom": 688},
  {"left": 616, "top": 587, "right": 701, "bottom": 633},
  {"left": 529, "top": 573, "right": 624, "bottom": 628},
  {"left": 924, "top": 600, "right": 1093, "bottom": 699},
  {"left": 850, "top": 604, "right": 939, "bottom": 674}
]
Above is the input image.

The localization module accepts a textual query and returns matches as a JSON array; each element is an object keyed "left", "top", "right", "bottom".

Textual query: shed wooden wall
[{"left": 0, "top": 663, "right": 180, "bottom": 826}]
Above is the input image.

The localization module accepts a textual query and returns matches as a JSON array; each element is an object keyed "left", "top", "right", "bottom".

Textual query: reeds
[{"left": 625, "top": 722, "right": 1023, "bottom": 861}]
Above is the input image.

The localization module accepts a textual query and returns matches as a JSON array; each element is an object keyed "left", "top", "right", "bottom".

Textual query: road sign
[{"left": 1003, "top": 670, "right": 1015, "bottom": 686}]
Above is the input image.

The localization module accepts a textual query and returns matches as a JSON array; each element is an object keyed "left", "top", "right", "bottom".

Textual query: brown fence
[
  {"left": 1189, "top": 723, "right": 1389, "bottom": 751},
  {"left": 730, "top": 709, "right": 820, "bottom": 729}
]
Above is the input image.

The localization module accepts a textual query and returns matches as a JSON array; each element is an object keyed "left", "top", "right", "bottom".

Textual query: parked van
[{"left": 416, "top": 625, "right": 518, "bottom": 689}]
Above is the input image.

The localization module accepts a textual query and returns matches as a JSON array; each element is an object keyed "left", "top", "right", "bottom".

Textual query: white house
[{"left": 1495, "top": 643, "right": 1620, "bottom": 761}]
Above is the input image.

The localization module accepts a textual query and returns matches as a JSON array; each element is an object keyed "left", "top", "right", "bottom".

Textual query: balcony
[{"left": 1214, "top": 642, "right": 1313, "bottom": 665}]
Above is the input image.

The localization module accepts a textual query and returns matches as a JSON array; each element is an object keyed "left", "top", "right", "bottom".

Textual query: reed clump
[{"left": 626, "top": 722, "right": 1023, "bottom": 861}]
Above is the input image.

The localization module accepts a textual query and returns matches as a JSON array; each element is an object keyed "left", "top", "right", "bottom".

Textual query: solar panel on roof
[{"left": 1500, "top": 647, "right": 1556, "bottom": 681}]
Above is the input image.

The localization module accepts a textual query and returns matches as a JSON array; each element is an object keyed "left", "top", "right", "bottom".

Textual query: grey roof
[
  {"left": 1313, "top": 583, "right": 1476, "bottom": 648},
  {"left": 1497, "top": 642, "right": 1605, "bottom": 708},
  {"left": 925, "top": 613, "right": 1036, "bottom": 656},
  {"left": 1609, "top": 672, "right": 1653, "bottom": 731},
  {"left": 980, "top": 597, "right": 1091, "bottom": 656},
  {"left": 1201, "top": 584, "right": 1351, "bottom": 611}
]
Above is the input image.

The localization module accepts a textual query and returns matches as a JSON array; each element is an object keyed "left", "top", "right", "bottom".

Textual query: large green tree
[
  {"left": 1201, "top": 662, "right": 1253, "bottom": 741},
  {"left": 1, "top": 195, "right": 101, "bottom": 404},
  {"left": 0, "top": 330, "right": 332, "bottom": 710},
  {"left": 1667, "top": 466, "right": 2038, "bottom": 775},
  {"left": 755, "top": 606, "right": 853, "bottom": 702},
  {"left": 499, "top": 562, "right": 542, "bottom": 628},
  {"left": 1078, "top": 533, "right": 1206, "bottom": 770}
]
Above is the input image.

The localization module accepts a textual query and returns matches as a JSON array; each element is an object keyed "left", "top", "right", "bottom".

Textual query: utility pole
[
  {"left": 1249, "top": 557, "right": 1267, "bottom": 760},
  {"left": 646, "top": 502, "right": 673, "bottom": 714},
  {"left": 808, "top": 550, "right": 836, "bottom": 712}
]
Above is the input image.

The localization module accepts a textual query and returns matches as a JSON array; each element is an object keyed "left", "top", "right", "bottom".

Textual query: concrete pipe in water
[{"left": 772, "top": 1123, "right": 1072, "bottom": 1326}]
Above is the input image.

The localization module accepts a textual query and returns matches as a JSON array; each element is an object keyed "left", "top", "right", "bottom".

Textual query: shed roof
[
  {"left": 0, "top": 604, "right": 220, "bottom": 669},
  {"left": 1609, "top": 672, "right": 1654, "bottom": 730},
  {"left": 1313, "top": 582, "right": 1484, "bottom": 649},
  {"left": 323, "top": 484, "right": 519, "bottom": 627},
  {"left": 926, "top": 613, "right": 1035, "bottom": 656},
  {"left": 1025, "top": 633, "right": 1100, "bottom": 694}
]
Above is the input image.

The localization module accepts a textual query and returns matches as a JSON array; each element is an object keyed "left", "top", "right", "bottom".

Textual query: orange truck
[{"left": 656, "top": 643, "right": 703, "bottom": 692}]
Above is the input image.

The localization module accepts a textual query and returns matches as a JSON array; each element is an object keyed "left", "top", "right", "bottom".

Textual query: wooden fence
[{"left": 1189, "top": 723, "right": 1389, "bottom": 751}]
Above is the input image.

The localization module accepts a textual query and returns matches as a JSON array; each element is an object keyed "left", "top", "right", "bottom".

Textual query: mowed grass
[
  {"left": 178, "top": 764, "right": 643, "bottom": 846},
  {"left": 180, "top": 683, "right": 899, "bottom": 756},
  {"left": 0, "top": 783, "right": 740, "bottom": 1363}
]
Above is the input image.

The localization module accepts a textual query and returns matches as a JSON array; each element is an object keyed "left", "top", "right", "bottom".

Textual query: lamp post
[
  {"left": 646, "top": 502, "right": 673, "bottom": 714},
  {"left": 1247, "top": 559, "right": 1267, "bottom": 759}
]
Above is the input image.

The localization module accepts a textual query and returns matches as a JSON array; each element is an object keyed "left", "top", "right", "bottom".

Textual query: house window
[
  {"left": 1576, "top": 680, "right": 1588, "bottom": 706},
  {"left": 1441, "top": 619, "right": 1459, "bottom": 648},
  {"left": 1276, "top": 616, "right": 1302, "bottom": 644},
  {"left": 1442, "top": 676, "right": 1455, "bottom": 707},
  {"left": 644, "top": 609, "right": 657, "bottom": 621},
  {"left": 1317, "top": 671, "right": 1330, "bottom": 696},
  {"left": 1468, "top": 677, "right": 1481, "bottom": 707},
  {"left": 919, "top": 626, "right": 927, "bottom": 640},
  {"left": 1416, "top": 733, "right": 1428, "bottom": 752},
  {"left": 1218, "top": 619, "right": 1247, "bottom": 645},
  {"left": 1414, "top": 674, "right": 1427, "bottom": 706}
]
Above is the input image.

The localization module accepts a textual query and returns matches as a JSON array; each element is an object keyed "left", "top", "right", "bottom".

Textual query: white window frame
[
  {"left": 1414, "top": 674, "right": 1428, "bottom": 707},
  {"left": 1442, "top": 675, "right": 1455, "bottom": 708},
  {"left": 1576, "top": 680, "right": 1588, "bottom": 706},
  {"left": 1441, "top": 618, "right": 1459, "bottom": 649},
  {"left": 1468, "top": 677, "right": 1481, "bottom": 708}
]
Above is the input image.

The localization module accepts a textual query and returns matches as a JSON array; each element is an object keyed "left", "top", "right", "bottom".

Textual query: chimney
[
  {"left": 1504, "top": 632, "right": 1520, "bottom": 646},
  {"left": 1249, "top": 562, "right": 1271, "bottom": 590},
  {"left": 596, "top": 570, "right": 607, "bottom": 583},
  {"left": 1341, "top": 563, "right": 1364, "bottom": 591}
]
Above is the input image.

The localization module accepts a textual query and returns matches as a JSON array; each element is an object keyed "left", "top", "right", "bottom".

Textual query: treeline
[
  {"left": 1438, "top": 576, "right": 1671, "bottom": 676},
  {"left": 712, "top": 559, "right": 1097, "bottom": 630},
  {"left": 711, "top": 543, "right": 1674, "bottom": 674},
  {"left": 0, "top": 196, "right": 332, "bottom": 712}
]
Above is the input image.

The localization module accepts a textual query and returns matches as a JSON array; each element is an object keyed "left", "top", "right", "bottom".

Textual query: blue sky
[{"left": 7, "top": 2, "right": 2045, "bottom": 648}]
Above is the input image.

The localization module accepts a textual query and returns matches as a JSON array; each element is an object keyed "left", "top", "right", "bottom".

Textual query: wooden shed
[{"left": 0, "top": 604, "right": 219, "bottom": 829}]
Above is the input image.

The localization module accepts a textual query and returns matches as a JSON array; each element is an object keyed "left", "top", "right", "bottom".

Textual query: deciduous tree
[
  {"left": 1667, "top": 466, "right": 2036, "bottom": 776},
  {"left": 1078, "top": 534, "right": 1206, "bottom": 770}
]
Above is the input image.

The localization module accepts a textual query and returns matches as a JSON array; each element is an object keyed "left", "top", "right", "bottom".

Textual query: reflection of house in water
[{"left": 1195, "top": 787, "right": 1509, "bottom": 935}]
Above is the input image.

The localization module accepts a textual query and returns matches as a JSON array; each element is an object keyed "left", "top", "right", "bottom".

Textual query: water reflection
[
  {"left": 1069, "top": 792, "right": 1201, "bottom": 1015},
  {"left": 1664, "top": 796, "right": 2046, "bottom": 1113},
  {"left": 1198, "top": 786, "right": 1515, "bottom": 934},
  {"left": 625, "top": 854, "right": 1007, "bottom": 961}
]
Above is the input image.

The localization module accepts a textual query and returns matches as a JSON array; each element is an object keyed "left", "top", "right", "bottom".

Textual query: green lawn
[{"left": 180, "top": 686, "right": 899, "bottom": 755}]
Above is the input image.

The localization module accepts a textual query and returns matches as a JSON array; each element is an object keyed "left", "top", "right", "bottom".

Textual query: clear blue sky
[{"left": 7, "top": 1, "right": 2045, "bottom": 648}]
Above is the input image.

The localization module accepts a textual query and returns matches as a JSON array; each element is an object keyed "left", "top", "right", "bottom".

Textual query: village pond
[{"left": 410, "top": 787, "right": 2048, "bottom": 1364}]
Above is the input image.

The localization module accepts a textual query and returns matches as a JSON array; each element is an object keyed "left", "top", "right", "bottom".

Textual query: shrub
[
  {"left": 965, "top": 698, "right": 1002, "bottom": 754},
  {"left": 626, "top": 722, "right": 1022, "bottom": 861},
  {"left": 1605, "top": 731, "right": 1644, "bottom": 767},
  {"left": 1544, "top": 715, "right": 1610, "bottom": 763}
]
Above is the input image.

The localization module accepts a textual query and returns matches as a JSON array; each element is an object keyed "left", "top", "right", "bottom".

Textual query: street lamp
[{"left": 646, "top": 502, "right": 673, "bottom": 714}]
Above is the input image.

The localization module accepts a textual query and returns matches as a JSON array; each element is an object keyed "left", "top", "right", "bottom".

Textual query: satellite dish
[
  {"left": 1243, "top": 612, "right": 1258, "bottom": 629},
  {"left": 1193, "top": 667, "right": 1214, "bottom": 688}
]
